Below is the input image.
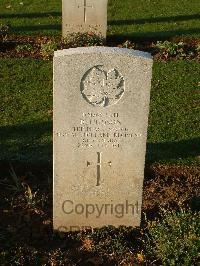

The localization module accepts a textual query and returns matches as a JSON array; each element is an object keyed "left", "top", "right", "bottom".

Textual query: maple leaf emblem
[{"left": 81, "top": 66, "right": 125, "bottom": 107}]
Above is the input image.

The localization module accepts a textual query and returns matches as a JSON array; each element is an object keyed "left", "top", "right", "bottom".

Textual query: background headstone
[
  {"left": 62, "top": 0, "right": 108, "bottom": 38},
  {"left": 53, "top": 47, "right": 153, "bottom": 231}
]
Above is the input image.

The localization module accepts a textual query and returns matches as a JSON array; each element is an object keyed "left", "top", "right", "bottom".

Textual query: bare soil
[
  {"left": 0, "top": 162, "right": 199, "bottom": 265},
  {"left": 0, "top": 34, "right": 199, "bottom": 61}
]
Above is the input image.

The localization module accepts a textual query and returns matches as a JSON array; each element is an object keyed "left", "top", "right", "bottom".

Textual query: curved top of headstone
[{"left": 54, "top": 47, "right": 152, "bottom": 60}]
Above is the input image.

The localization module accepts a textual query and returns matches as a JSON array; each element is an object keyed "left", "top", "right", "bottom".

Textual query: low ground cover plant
[{"left": 146, "top": 209, "right": 200, "bottom": 265}]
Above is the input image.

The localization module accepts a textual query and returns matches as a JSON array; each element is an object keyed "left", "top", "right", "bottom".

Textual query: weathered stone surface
[
  {"left": 62, "top": 0, "right": 108, "bottom": 38},
  {"left": 53, "top": 47, "right": 153, "bottom": 231}
]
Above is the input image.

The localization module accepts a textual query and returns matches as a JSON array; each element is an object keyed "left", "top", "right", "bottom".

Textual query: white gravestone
[
  {"left": 53, "top": 47, "right": 153, "bottom": 231},
  {"left": 62, "top": 0, "right": 108, "bottom": 38}
]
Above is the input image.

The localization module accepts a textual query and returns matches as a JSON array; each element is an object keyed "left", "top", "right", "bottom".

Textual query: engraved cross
[
  {"left": 77, "top": 0, "right": 94, "bottom": 22},
  {"left": 87, "top": 152, "right": 112, "bottom": 186}
]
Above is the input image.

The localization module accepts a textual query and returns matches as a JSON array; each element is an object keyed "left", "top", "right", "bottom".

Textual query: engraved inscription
[
  {"left": 87, "top": 152, "right": 112, "bottom": 186},
  {"left": 81, "top": 66, "right": 125, "bottom": 107},
  {"left": 55, "top": 112, "right": 143, "bottom": 149},
  {"left": 77, "top": 112, "right": 142, "bottom": 149},
  {"left": 77, "top": 0, "right": 94, "bottom": 23},
  {"left": 65, "top": 24, "right": 103, "bottom": 28},
  {"left": 65, "top": 24, "right": 103, "bottom": 35}
]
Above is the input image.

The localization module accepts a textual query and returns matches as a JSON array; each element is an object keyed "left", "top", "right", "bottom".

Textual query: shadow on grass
[
  {"left": 0, "top": 121, "right": 52, "bottom": 162},
  {"left": 108, "top": 28, "right": 200, "bottom": 42},
  {"left": 1, "top": 12, "right": 198, "bottom": 23},
  {"left": 11, "top": 25, "right": 200, "bottom": 39},
  {"left": 0, "top": 121, "right": 199, "bottom": 164},
  {"left": 0, "top": 12, "right": 61, "bottom": 19},
  {"left": 1, "top": 12, "right": 199, "bottom": 39},
  {"left": 146, "top": 138, "right": 200, "bottom": 164},
  {"left": 12, "top": 24, "right": 61, "bottom": 33},
  {"left": 109, "top": 13, "right": 200, "bottom": 26}
]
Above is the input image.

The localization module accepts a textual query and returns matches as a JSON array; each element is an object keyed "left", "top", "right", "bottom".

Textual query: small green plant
[
  {"left": 0, "top": 251, "right": 7, "bottom": 265},
  {"left": 0, "top": 24, "right": 10, "bottom": 41},
  {"left": 121, "top": 40, "right": 135, "bottom": 49},
  {"left": 16, "top": 44, "right": 34, "bottom": 53},
  {"left": 40, "top": 40, "right": 58, "bottom": 59},
  {"left": 90, "top": 226, "right": 136, "bottom": 255},
  {"left": 0, "top": 164, "right": 23, "bottom": 192},
  {"left": 196, "top": 44, "right": 200, "bottom": 54},
  {"left": 0, "top": 24, "right": 10, "bottom": 35},
  {"left": 156, "top": 41, "right": 187, "bottom": 59},
  {"left": 146, "top": 209, "right": 200, "bottom": 265},
  {"left": 62, "top": 32, "right": 104, "bottom": 48},
  {"left": 23, "top": 184, "right": 37, "bottom": 208}
]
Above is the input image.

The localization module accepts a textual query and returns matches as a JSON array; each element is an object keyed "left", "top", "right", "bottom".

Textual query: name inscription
[
  {"left": 55, "top": 112, "right": 142, "bottom": 149},
  {"left": 65, "top": 24, "right": 103, "bottom": 31}
]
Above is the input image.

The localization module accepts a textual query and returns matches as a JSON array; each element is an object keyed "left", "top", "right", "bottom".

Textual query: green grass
[
  {"left": 108, "top": 0, "right": 200, "bottom": 40},
  {"left": 0, "top": 0, "right": 200, "bottom": 39},
  {"left": 147, "top": 210, "right": 200, "bottom": 265},
  {"left": 148, "top": 60, "right": 200, "bottom": 165},
  {"left": 0, "top": 59, "right": 52, "bottom": 162},
  {"left": 0, "top": 58, "right": 199, "bottom": 164},
  {"left": 0, "top": 1, "right": 199, "bottom": 264},
  {"left": 0, "top": 0, "right": 61, "bottom": 35}
]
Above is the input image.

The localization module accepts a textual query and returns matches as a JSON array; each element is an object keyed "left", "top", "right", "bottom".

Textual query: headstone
[
  {"left": 62, "top": 0, "right": 108, "bottom": 38},
  {"left": 53, "top": 47, "right": 153, "bottom": 232}
]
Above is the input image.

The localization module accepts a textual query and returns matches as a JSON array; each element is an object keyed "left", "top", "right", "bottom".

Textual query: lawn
[
  {"left": 0, "top": 58, "right": 199, "bottom": 165},
  {"left": 0, "top": 1, "right": 200, "bottom": 265},
  {"left": 0, "top": 0, "right": 200, "bottom": 39}
]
